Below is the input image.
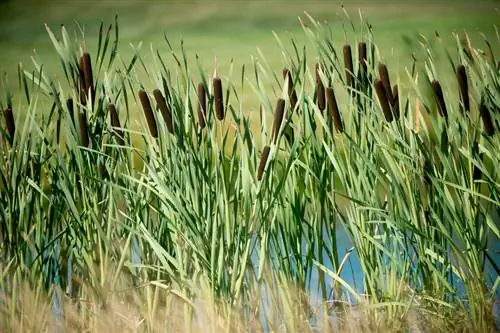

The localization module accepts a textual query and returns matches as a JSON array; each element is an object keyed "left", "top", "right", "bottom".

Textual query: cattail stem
[
  {"left": 257, "top": 145, "right": 271, "bottom": 181},
  {"left": 374, "top": 79, "right": 393, "bottom": 122},
  {"left": 283, "top": 69, "right": 298, "bottom": 112},
  {"left": 272, "top": 98, "right": 286, "bottom": 143},
  {"left": 456, "top": 64, "right": 470, "bottom": 112},
  {"left": 108, "top": 103, "right": 125, "bottom": 146},
  {"left": 78, "top": 111, "right": 89, "bottom": 147},
  {"left": 316, "top": 63, "right": 325, "bottom": 111},
  {"left": 197, "top": 83, "right": 207, "bottom": 128},
  {"left": 326, "top": 87, "right": 344, "bottom": 133},
  {"left": 479, "top": 102, "right": 495, "bottom": 136},
  {"left": 431, "top": 80, "right": 448, "bottom": 119},
  {"left": 378, "top": 63, "right": 393, "bottom": 102},
  {"left": 153, "top": 89, "right": 174, "bottom": 134},
  {"left": 213, "top": 77, "right": 224, "bottom": 120},
  {"left": 3, "top": 107, "right": 15, "bottom": 146},
  {"left": 343, "top": 44, "right": 354, "bottom": 89},
  {"left": 138, "top": 90, "right": 158, "bottom": 138}
]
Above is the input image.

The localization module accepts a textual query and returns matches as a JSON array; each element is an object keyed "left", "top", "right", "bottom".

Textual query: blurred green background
[{"left": 0, "top": 0, "right": 498, "bottom": 111}]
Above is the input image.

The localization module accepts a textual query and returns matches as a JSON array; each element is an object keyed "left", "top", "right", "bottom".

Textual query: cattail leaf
[
  {"left": 197, "top": 82, "right": 207, "bottom": 128},
  {"left": 213, "top": 77, "right": 224, "bottom": 120},
  {"left": 138, "top": 90, "right": 158, "bottom": 138},
  {"left": 326, "top": 87, "right": 343, "bottom": 133},
  {"left": 272, "top": 98, "right": 285, "bottom": 143},
  {"left": 257, "top": 145, "right": 271, "bottom": 181},
  {"left": 374, "top": 79, "right": 393, "bottom": 122},
  {"left": 456, "top": 64, "right": 470, "bottom": 112},
  {"left": 153, "top": 89, "right": 174, "bottom": 134}
]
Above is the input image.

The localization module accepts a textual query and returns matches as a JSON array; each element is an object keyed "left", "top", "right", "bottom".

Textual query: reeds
[
  {"left": 325, "top": 87, "right": 343, "bottom": 133},
  {"left": 197, "top": 83, "right": 207, "bottom": 128},
  {"left": 272, "top": 98, "right": 286, "bottom": 143},
  {"left": 283, "top": 69, "right": 298, "bottom": 112},
  {"left": 213, "top": 77, "right": 224, "bottom": 120},
  {"left": 108, "top": 103, "right": 125, "bottom": 146},
  {"left": 315, "top": 63, "right": 325, "bottom": 111},
  {"left": 374, "top": 79, "right": 393, "bottom": 122},
  {"left": 343, "top": 44, "right": 354, "bottom": 90},
  {"left": 153, "top": 89, "right": 174, "bottom": 134},
  {"left": 431, "top": 80, "right": 448, "bottom": 119},
  {"left": 138, "top": 90, "right": 158, "bottom": 138},
  {"left": 479, "top": 102, "right": 495, "bottom": 136},
  {"left": 257, "top": 145, "right": 271, "bottom": 181},
  {"left": 3, "top": 107, "right": 15, "bottom": 146},
  {"left": 456, "top": 64, "right": 470, "bottom": 112}
]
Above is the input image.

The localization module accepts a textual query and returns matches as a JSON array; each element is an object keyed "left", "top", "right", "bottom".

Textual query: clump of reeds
[
  {"left": 78, "top": 111, "right": 89, "bottom": 147},
  {"left": 283, "top": 69, "right": 298, "bottom": 112},
  {"left": 456, "top": 64, "right": 470, "bottom": 112},
  {"left": 479, "top": 102, "right": 495, "bottom": 136},
  {"left": 343, "top": 44, "right": 354, "bottom": 90},
  {"left": 257, "top": 145, "right": 271, "bottom": 181},
  {"left": 79, "top": 52, "right": 94, "bottom": 103},
  {"left": 3, "top": 106, "right": 15, "bottom": 146},
  {"left": 153, "top": 89, "right": 174, "bottom": 134},
  {"left": 272, "top": 98, "right": 285, "bottom": 143},
  {"left": 213, "top": 77, "right": 224, "bottom": 120},
  {"left": 197, "top": 83, "right": 207, "bottom": 128},
  {"left": 374, "top": 79, "right": 393, "bottom": 122},
  {"left": 315, "top": 63, "right": 325, "bottom": 111},
  {"left": 138, "top": 90, "right": 158, "bottom": 138},
  {"left": 325, "top": 87, "right": 343, "bottom": 133},
  {"left": 107, "top": 103, "right": 124, "bottom": 146},
  {"left": 431, "top": 80, "right": 448, "bottom": 119}
]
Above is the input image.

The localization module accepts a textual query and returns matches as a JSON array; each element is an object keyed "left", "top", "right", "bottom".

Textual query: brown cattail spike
[
  {"left": 197, "top": 83, "right": 207, "bottom": 128},
  {"left": 78, "top": 111, "right": 89, "bottom": 147},
  {"left": 343, "top": 44, "right": 354, "bottom": 89},
  {"left": 431, "top": 80, "right": 448, "bottom": 119},
  {"left": 391, "top": 84, "right": 400, "bottom": 119},
  {"left": 257, "top": 145, "right": 271, "bottom": 181},
  {"left": 3, "top": 107, "right": 15, "bottom": 146},
  {"left": 138, "top": 90, "right": 158, "bottom": 138},
  {"left": 315, "top": 63, "right": 326, "bottom": 111},
  {"left": 378, "top": 63, "right": 393, "bottom": 102},
  {"left": 66, "top": 98, "right": 75, "bottom": 126},
  {"left": 283, "top": 69, "right": 298, "bottom": 112},
  {"left": 108, "top": 103, "right": 124, "bottom": 146},
  {"left": 456, "top": 64, "right": 470, "bottom": 112},
  {"left": 272, "top": 98, "right": 286, "bottom": 143},
  {"left": 358, "top": 42, "right": 367, "bottom": 75},
  {"left": 479, "top": 102, "right": 495, "bottom": 136},
  {"left": 81, "top": 52, "right": 94, "bottom": 101},
  {"left": 374, "top": 79, "right": 393, "bottom": 122},
  {"left": 325, "top": 87, "right": 344, "bottom": 133},
  {"left": 213, "top": 77, "right": 224, "bottom": 120},
  {"left": 153, "top": 89, "right": 174, "bottom": 134}
]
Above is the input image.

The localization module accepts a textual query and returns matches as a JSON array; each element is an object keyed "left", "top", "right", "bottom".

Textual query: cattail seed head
[
  {"left": 3, "top": 107, "right": 15, "bottom": 146},
  {"left": 138, "top": 90, "right": 158, "bottom": 138},
  {"left": 257, "top": 145, "right": 271, "bottom": 181},
  {"left": 479, "top": 102, "right": 495, "bottom": 136},
  {"left": 343, "top": 44, "right": 354, "bottom": 89},
  {"left": 315, "top": 63, "right": 326, "bottom": 111},
  {"left": 197, "top": 82, "right": 207, "bottom": 128},
  {"left": 391, "top": 84, "right": 400, "bottom": 119},
  {"left": 283, "top": 68, "right": 298, "bottom": 112},
  {"left": 374, "top": 79, "right": 393, "bottom": 122},
  {"left": 213, "top": 77, "right": 224, "bottom": 120},
  {"left": 108, "top": 103, "right": 125, "bottom": 146},
  {"left": 325, "top": 87, "right": 344, "bottom": 133},
  {"left": 378, "top": 63, "right": 393, "bottom": 102},
  {"left": 153, "top": 89, "right": 174, "bottom": 134},
  {"left": 272, "top": 98, "right": 286, "bottom": 143},
  {"left": 78, "top": 111, "right": 89, "bottom": 147},
  {"left": 358, "top": 42, "right": 367, "bottom": 74},
  {"left": 456, "top": 64, "right": 470, "bottom": 112},
  {"left": 80, "top": 52, "right": 94, "bottom": 101},
  {"left": 66, "top": 98, "right": 75, "bottom": 126},
  {"left": 431, "top": 80, "right": 448, "bottom": 119}
]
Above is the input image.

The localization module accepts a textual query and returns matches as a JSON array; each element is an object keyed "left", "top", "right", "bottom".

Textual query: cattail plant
[
  {"left": 283, "top": 69, "right": 298, "bottom": 112},
  {"left": 78, "top": 111, "right": 89, "bottom": 147},
  {"left": 325, "top": 87, "right": 343, "bottom": 133},
  {"left": 153, "top": 89, "right": 174, "bottom": 134},
  {"left": 138, "top": 90, "right": 158, "bottom": 138},
  {"left": 108, "top": 103, "right": 124, "bottom": 146},
  {"left": 479, "top": 102, "right": 495, "bottom": 136},
  {"left": 391, "top": 84, "right": 400, "bottom": 119},
  {"left": 257, "top": 145, "right": 271, "bottom": 181},
  {"left": 66, "top": 98, "right": 75, "bottom": 126},
  {"left": 315, "top": 63, "right": 325, "bottom": 111},
  {"left": 272, "top": 98, "right": 286, "bottom": 143},
  {"left": 374, "top": 79, "right": 393, "bottom": 122},
  {"left": 213, "top": 77, "right": 224, "bottom": 120},
  {"left": 197, "top": 82, "right": 207, "bottom": 128},
  {"left": 456, "top": 64, "right": 470, "bottom": 112},
  {"left": 378, "top": 63, "right": 393, "bottom": 102},
  {"left": 79, "top": 52, "right": 94, "bottom": 103},
  {"left": 343, "top": 44, "right": 354, "bottom": 90},
  {"left": 3, "top": 107, "right": 15, "bottom": 146},
  {"left": 431, "top": 80, "right": 448, "bottom": 119}
]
